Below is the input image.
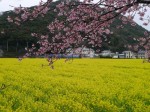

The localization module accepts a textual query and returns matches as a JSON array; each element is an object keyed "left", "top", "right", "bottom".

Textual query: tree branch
[{"left": 137, "top": 0, "right": 150, "bottom": 4}]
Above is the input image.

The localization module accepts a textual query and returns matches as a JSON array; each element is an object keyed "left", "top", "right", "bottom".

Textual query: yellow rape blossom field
[{"left": 0, "top": 58, "right": 150, "bottom": 112}]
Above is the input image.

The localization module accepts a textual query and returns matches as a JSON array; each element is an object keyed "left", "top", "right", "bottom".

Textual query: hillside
[
  {"left": 109, "top": 18, "right": 147, "bottom": 52},
  {"left": 0, "top": 1, "right": 147, "bottom": 57}
]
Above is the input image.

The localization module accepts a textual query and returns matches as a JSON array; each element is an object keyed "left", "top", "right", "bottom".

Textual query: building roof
[
  {"left": 138, "top": 50, "right": 146, "bottom": 54},
  {"left": 123, "top": 51, "right": 132, "bottom": 53}
]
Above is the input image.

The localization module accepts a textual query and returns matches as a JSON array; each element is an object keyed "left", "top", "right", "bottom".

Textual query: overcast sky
[{"left": 0, "top": 0, "right": 150, "bottom": 31}]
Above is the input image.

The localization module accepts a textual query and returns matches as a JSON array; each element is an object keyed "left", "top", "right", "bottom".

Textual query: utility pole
[
  {"left": 16, "top": 41, "right": 18, "bottom": 52},
  {"left": 7, "top": 40, "right": 9, "bottom": 51}
]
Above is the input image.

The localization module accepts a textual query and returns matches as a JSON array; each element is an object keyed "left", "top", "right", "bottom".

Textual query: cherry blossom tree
[{"left": 6, "top": 0, "right": 150, "bottom": 66}]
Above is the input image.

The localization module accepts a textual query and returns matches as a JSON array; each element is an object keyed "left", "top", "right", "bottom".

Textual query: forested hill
[
  {"left": 109, "top": 18, "right": 147, "bottom": 52},
  {"left": 0, "top": 1, "right": 147, "bottom": 57}
]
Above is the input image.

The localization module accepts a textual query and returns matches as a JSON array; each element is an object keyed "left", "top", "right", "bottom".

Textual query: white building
[
  {"left": 100, "top": 50, "right": 114, "bottom": 57},
  {"left": 118, "top": 54, "right": 125, "bottom": 58},
  {"left": 66, "top": 47, "right": 95, "bottom": 58},
  {"left": 81, "top": 47, "right": 95, "bottom": 58},
  {"left": 122, "top": 51, "right": 136, "bottom": 58},
  {"left": 112, "top": 55, "right": 119, "bottom": 58},
  {"left": 138, "top": 50, "right": 146, "bottom": 59}
]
